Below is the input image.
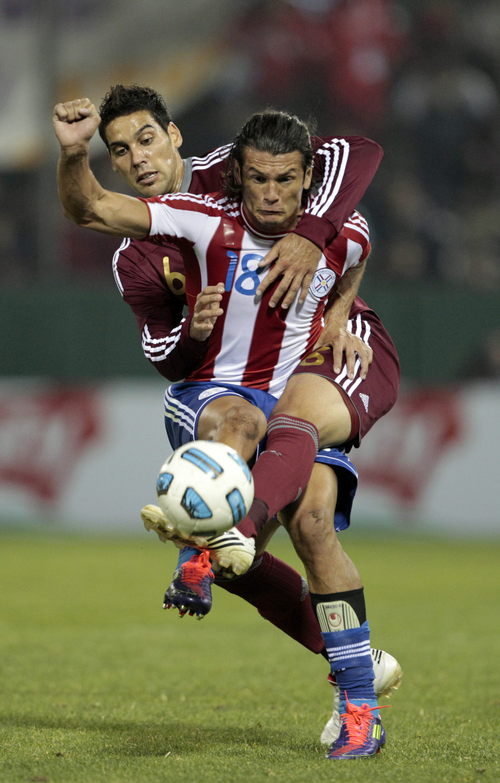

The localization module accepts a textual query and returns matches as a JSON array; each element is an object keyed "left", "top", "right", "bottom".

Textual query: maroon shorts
[{"left": 292, "top": 307, "right": 400, "bottom": 452}]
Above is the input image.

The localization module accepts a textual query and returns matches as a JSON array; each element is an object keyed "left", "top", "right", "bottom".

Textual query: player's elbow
[
  {"left": 62, "top": 194, "right": 117, "bottom": 233},
  {"left": 62, "top": 204, "right": 90, "bottom": 226},
  {"left": 151, "top": 360, "right": 183, "bottom": 383},
  {"left": 58, "top": 191, "right": 97, "bottom": 227}
]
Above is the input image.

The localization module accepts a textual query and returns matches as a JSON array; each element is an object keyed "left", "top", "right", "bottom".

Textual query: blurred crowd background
[{"left": 1, "top": 0, "right": 500, "bottom": 384}]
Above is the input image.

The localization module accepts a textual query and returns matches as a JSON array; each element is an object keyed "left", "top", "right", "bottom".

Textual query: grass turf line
[{"left": 0, "top": 528, "right": 499, "bottom": 783}]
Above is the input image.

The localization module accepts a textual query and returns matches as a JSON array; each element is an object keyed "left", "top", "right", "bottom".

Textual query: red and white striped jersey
[
  {"left": 144, "top": 193, "right": 370, "bottom": 397},
  {"left": 113, "top": 135, "right": 381, "bottom": 381}
]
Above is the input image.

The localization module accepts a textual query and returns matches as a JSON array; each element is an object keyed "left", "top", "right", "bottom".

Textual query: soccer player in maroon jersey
[{"left": 53, "top": 95, "right": 400, "bottom": 758}]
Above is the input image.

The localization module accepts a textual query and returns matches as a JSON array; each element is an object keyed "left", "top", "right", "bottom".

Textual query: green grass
[{"left": 0, "top": 527, "right": 499, "bottom": 783}]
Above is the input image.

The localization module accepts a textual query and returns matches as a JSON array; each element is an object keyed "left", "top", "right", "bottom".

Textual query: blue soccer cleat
[
  {"left": 163, "top": 549, "right": 214, "bottom": 619},
  {"left": 326, "top": 697, "right": 386, "bottom": 760},
  {"left": 321, "top": 649, "right": 402, "bottom": 745}
]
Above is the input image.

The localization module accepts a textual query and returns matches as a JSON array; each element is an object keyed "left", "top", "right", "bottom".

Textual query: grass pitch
[{"left": 0, "top": 525, "right": 499, "bottom": 783}]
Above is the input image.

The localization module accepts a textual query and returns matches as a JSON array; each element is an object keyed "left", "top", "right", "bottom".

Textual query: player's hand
[
  {"left": 52, "top": 97, "right": 100, "bottom": 151},
  {"left": 314, "top": 326, "right": 373, "bottom": 379},
  {"left": 257, "top": 234, "right": 321, "bottom": 309},
  {"left": 189, "top": 283, "right": 224, "bottom": 341}
]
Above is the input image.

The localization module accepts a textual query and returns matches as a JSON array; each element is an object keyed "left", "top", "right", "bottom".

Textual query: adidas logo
[{"left": 360, "top": 393, "right": 370, "bottom": 412}]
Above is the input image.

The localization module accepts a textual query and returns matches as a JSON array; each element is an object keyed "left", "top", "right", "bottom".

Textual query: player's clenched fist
[{"left": 52, "top": 97, "right": 100, "bottom": 151}]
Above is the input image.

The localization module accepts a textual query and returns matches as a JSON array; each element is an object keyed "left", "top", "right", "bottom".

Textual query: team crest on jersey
[{"left": 310, "top": 268, "right": 337, "bottom": 300}]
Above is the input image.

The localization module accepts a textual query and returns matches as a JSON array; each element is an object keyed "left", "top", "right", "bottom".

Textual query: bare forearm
[
  {"left": 53, "top": 97, "right": 148, "bottom": 237},
  {"left": 57, "top": 149, "right": 147, "bottom": 237},
  {"left": 326, "top": 260, "right": 366, "bottom": 331},
  {"left": 316, "top": 260, "right": 372, "bottom": 377},
  {"left": 58, "top": 146, "right": 104, "bottom": 226}
]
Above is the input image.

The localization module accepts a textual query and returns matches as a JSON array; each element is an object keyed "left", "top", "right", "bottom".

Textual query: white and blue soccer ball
[{"left": 156, "top": 440, "right": 254, "bottom": 538}]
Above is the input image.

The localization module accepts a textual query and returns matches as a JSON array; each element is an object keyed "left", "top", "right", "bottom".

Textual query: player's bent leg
[
  {"left": 187, "top": 396, "right": 265, "bottom": 575},
  {"left": 142, "top": 505, "right": 215, "bottom": 618},
  {"left": 214, "top": 549, "right": 326, "bottom": 654},
  {"left": 281, "top": 463, "right": 361, "bottom": 594},
  {"left": 142, "top": 501, "right": 254, "bottom": 616},
  {"left": 197, "top": 395, "right": 267, "bottom": 462},
  {"left": 236, "top": 375, "right": 354, "bottom": 539},
  {"left": 143, "top": 500, "right": 402, "bottom": 722},
  {"left": 281, "top": 463, "right": 384, "bottom": 756},
  {"left": 271, "top": 373, "right": 353, "bottom": 450},
  {"left": 156, "top": 395, "right": 264, "bottom": 618},
  {"left": 163, "top": 546, "right": 214, "bottom": 619}
]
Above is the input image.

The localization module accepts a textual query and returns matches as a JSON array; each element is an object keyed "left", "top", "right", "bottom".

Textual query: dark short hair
[
  {"left": 98, "top": 84, "right": 173, "bottom": 147},
  {"left": 224, "top": 110, "right": 313, "bottom": 199}
]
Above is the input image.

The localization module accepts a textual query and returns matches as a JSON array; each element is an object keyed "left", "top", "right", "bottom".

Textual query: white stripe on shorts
[
  {"left": 333, "top": 314, "right": 372, "bottom": 397},
  {"left": 164, "top": 389, "right": 196, "bottom": 436}
]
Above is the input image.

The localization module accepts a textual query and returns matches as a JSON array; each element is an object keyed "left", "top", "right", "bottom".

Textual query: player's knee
[
  {"left": 222, "top": 402, "right": 267, "bottom": 443},
  {"left": 285, "top": 502, "right": 335, "bottom": 554}
]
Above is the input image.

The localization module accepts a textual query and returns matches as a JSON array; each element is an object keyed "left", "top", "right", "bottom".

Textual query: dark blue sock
[
  {"left": 321, "top": 621, "right": 377, "bottom": 712},
  {"left": 177, "top": 546, "right": 201, "bottom": 567}
]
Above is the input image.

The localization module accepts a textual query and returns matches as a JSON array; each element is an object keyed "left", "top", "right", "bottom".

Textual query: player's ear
[
  {"left": 103, "top": 136, "right": 118, "bottom": 172},
  {"left": 234, "top": 161, "right": 242, "bottom": 186},
  {"left": 304, "top": 165, "right": 313, "bottom": 190},
  {"left": 167, "top": 122, "right": 183, "bottom": 149}
]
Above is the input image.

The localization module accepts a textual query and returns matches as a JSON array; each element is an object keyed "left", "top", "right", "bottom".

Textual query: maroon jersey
[{"left": 113, "top": 136, "right": 383, "bottom": 380}]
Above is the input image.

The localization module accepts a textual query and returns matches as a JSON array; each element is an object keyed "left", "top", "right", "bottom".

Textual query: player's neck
[{"left": 172, "top": 159, "right": 185, "bottom": 193}]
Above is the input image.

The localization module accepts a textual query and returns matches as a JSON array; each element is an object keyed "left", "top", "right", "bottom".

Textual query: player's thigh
[{"left": 272, "top": 373, "right": 352, "bottom": 448}]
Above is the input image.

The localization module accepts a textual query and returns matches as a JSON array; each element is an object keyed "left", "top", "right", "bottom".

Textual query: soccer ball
[{"left": 156, "top": 440, "right": 254, "bottom": 538}]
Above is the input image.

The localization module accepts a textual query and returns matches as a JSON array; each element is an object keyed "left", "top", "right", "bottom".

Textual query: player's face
[
  {"left": 105, "top": 111, "right": 184, "bottom": 196},
  {"left": 238, "top": 147, "right": 313, "bottom": 234}
]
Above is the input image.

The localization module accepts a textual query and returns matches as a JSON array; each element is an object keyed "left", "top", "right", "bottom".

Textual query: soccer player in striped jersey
[
  {"left": 96, "top": 83, "right": 383, "bottom": 380},
  {"left": 54, "top": 96, "right": 400, "bottom": 758}
]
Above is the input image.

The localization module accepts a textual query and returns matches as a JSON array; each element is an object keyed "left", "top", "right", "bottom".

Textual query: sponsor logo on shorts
[
  {"left": 310, "top": 268, "right": 337, "bottom": 300},
  {"left": 198, "top": 387, "right": 230, "bottom": 401}
]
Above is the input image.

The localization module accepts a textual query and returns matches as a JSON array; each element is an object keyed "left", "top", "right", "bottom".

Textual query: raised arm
[{"left": 53, "top": 98, "right": 149, "bottom": 237}]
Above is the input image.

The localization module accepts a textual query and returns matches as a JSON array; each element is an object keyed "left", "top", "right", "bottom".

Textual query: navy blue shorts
[{"left": 164, "top": 381, "right": 357, "bottom": 531}]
